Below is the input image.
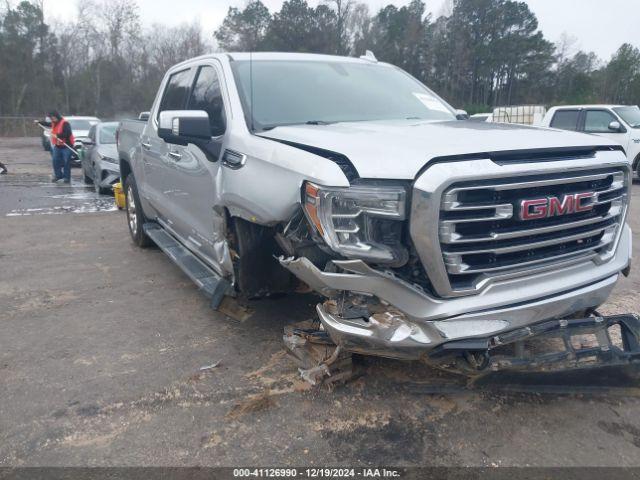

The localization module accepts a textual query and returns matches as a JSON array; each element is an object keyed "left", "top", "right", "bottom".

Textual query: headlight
[{"left": 303, "top": 182, "right": 408, "bottom": 264}]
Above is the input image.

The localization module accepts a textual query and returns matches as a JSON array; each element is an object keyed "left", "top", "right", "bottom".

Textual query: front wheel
[
  {"left": 94, "top": 178, "right": 109, "bottom": 195},
  {"left": 124, "top": 174, "right": 153, "bottom": 248}
]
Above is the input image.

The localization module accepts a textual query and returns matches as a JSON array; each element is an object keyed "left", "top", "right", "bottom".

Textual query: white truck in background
[{"left": 541, "top": 105, "right": 640, "bottom": 177}]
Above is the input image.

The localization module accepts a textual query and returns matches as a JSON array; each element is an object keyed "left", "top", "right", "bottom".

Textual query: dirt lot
[{"left": 1, "top": 137, "right": 640, "bottom": 467}]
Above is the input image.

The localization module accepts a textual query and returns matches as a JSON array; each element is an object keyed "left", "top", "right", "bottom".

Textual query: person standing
[{"left": 35, "top": 111, "right": 75, "bottom": 183}]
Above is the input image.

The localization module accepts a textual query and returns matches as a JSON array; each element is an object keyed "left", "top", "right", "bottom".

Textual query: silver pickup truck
[{"left": 117, "top": 52, "right": 638, "bottom": 377}]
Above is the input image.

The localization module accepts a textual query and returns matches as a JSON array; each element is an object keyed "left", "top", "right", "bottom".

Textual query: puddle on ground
[
  {"left": 47, "top": 192, "right": 105, "bottom": 200},
  {"left": 4, "top": 178, "right": 119, "bottom": 216},
  {"left": 7, "top": 201, "right": 118, "bottom": 216}
]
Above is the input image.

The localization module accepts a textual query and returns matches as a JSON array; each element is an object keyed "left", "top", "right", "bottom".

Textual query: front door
[
  {"left": 162, "top": 63, "right": 229, "bottom": 273},
  {"left": 142, "top": 67, "right": 194, "bottom": 219},
  {"left": 582, "top": 108, "right": 629, "bottom": 146}
]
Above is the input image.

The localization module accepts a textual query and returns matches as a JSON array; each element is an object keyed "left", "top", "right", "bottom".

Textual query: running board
[{"left": 143, "top": 223, "right": 231, "bottom": 309}]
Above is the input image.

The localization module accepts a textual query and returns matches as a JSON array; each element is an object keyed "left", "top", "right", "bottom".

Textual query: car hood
[
  {"left": 97, "top": 144, "right": 118, "bottom": 159},
  {"left": 259, "top": 120, "right": 620, "bottom": 179}
]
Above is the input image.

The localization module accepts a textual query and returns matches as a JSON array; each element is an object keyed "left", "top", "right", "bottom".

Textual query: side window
[
  {"left": 585, "top": 110, "right": 619, "bottom": 133},
  {"left": 158, "top": 69, "right": 192, "bottom": 118},
  {"left": 187, "top": 66, "right": 226, "bottom": 137},
  {"left": 550, "top": 110, "right": 580, "bottom": 131}
]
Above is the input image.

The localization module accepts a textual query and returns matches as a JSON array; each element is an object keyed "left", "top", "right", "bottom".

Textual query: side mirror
[
  {"left": 608, "top": 121, "right": 623, "bottom": 132},
  {"left": 456, "top": 109, "right": 470, "bottom": 120},
  {"left": 138, "top": 111, "right": 150, "bottom": 121},
  {"left": 158, "top": 110, "right": 211, "bottom": 146}
]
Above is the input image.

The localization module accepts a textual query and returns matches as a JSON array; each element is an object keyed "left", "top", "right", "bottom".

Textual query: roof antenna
[
  {"left": 250, "top": 51, "right": 255, "bottom": 132},
  {"left": 360, "top": 50, "right": 377, "bottom": 62}
]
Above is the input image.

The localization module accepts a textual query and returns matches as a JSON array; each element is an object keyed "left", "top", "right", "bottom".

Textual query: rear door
[
  {"left": 162, "top": 63, "right": 229, "bottom": 271},
  {"left": 548, "top": 109, "right": 581, "bottom": 131},
  {"left": 142, "top": 67, "right": 194, "bottom": 218}
]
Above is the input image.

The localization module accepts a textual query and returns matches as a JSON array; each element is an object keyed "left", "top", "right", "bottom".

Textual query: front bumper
[
  {"left": 280, "top": 225, "right": 632, "bottom": 360},
  {"left": 97, "top": 163, "right": 120, "bottom": 188}
]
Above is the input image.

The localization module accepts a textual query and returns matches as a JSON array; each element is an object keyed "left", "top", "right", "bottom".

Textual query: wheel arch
[
  {"left": 119, "top": 158, "right": 132, "bottom": 184},
  {"left": 224, "top": 211, "right": 295, "bottom": 298}
]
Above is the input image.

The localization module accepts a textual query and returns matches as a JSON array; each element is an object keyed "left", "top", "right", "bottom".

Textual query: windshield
[
  {"left": 67, "top": 119, "right": 95, "bottom": 131},
  {"left": 231, "top": 60, "right": 455, "bottom": 130},
  {"left": 99, "top": 124, "right": 117, "bottom": 144},
  {"left": 613, "top": 106, "right": 640, "bottom": 128}
]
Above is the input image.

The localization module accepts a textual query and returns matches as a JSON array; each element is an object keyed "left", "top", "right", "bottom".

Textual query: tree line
[{"left": 1, "top": 0, "right": 639, "bottom": 120}]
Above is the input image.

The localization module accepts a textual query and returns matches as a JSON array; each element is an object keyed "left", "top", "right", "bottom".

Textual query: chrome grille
[{"left": 438, "top": 168, "right": 628, "bottom": 291}]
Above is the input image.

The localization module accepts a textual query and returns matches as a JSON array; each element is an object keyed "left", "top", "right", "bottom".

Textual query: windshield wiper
[
  {"left": 304, "top": 120, "right": 333, "bottom": 125},
  {"left": 256, "top": 120, "right": 334, "bottom": 132}
]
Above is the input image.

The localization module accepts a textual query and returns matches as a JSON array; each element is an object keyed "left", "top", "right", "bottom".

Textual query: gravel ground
[{"left": 1, "top": 137, "right": 640, "bottom": 467}]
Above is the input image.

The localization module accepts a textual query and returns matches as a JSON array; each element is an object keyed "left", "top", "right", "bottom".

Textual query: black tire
[
  {"left": 93, "top": 167, "right": 110, "bottom": 194},
  {"left": 124, "top": 174, "right": 153, "bottom": 248},
  {"left": 230, "top": 217, "right": 295, "bottom": 298},
  {"left": 94, "top": 180, "right": 109, "bottom": 195}
]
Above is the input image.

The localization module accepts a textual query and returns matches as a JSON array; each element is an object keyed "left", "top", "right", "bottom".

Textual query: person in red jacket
[{"left": 36, "top": 110, "right": 75, "bottom": 183}]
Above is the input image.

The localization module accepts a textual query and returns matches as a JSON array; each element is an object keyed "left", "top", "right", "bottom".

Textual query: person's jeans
[{"left": 52, "top": 146, "right": 72, "bottom": 181}]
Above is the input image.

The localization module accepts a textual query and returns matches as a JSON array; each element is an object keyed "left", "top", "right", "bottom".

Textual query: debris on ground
[
  {"left": 199, "top": 361, "right": 221, "bottom": 371},
  {"left": 227, "top": 390, "right": 276, "bottom": 418},
  {"left": 283, "top": 319, "right": 353, "bottom": 386},
  {"left": 218, "top": 296, "right": 253, "bottom": 322}
]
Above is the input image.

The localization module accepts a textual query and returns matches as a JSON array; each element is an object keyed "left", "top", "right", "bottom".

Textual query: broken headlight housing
[{"left": 303, "top": 182, "right": 408, "bottom": 265}]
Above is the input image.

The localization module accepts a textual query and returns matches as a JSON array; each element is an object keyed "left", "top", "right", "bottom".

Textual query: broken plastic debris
[{"left": 199, "top": 361, "right": 221, "bottom": 371}]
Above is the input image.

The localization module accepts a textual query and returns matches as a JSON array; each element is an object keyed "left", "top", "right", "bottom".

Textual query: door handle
[
  {"left": 168, "top": 151, "right": 182, "bottom": 161},
  {"left": 141, "top": 141, "right": 151, "bottom": 150}
]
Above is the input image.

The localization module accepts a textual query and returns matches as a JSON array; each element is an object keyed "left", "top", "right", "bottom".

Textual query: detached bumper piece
[
  {"left": 283, "top": 320, "right": 353, "bottom": 386},
  {"left": 429, "top": 314, "right": 640, "bottom": 376}
]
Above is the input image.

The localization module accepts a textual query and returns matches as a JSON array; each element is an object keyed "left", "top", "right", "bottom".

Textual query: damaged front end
[
  {"left": 278, "top": 158, "right": 637, "bottom": 378},
  {"left": 280, "top": 255, "right": 640, "bottom": 377}
]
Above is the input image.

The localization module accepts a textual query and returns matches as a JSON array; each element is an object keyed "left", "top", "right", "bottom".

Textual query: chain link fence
[{"left": 0, "top": 116, "right": 42, "bottom": 137}]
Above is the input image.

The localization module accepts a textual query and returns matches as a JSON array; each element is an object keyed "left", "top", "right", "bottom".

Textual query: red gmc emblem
[{"left": 519, "top": 192, "right": 596, "bottom": 221}]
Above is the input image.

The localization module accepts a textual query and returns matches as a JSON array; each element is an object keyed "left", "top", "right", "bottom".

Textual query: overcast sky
[{"left": 44, "top": 0, "right": 638, "bottom": 61}]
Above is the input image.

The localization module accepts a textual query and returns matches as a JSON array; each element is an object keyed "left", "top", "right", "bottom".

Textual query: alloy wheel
[{"left": 127, "top": 185, "right": 137, "bottom": 235}]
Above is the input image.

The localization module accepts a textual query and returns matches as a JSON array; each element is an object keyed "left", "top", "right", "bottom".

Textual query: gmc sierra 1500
[{"left": 117, "top": 52, "right": 638, "bottom": 378}]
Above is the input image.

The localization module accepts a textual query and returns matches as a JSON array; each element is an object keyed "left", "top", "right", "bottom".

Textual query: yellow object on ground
[{"left": 113, "top": 182, "right": 126, "bottom": 210}]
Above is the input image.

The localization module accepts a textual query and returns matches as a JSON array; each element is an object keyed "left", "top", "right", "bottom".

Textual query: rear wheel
[{"left": 124, "top": 174, "right": 153, "bottom": 248}]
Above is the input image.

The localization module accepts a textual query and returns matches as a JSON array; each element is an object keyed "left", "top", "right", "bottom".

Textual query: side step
[{"left": 143, "top": 223, "right": 231, "bottom": 309}]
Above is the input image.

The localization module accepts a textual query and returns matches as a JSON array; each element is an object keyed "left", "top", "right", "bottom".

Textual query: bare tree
[{"left": 325, "top": 0, "right": 354, "bottom": 55}]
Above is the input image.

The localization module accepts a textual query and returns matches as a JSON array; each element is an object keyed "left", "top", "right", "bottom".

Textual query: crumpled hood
[{"left": 259, "top": 119, "right": 620, "bottom": 179}]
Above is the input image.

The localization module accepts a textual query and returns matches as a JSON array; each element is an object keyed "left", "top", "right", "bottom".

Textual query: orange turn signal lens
[{"left": 304, "top": 182, "right": 324, "bottom": 236}]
